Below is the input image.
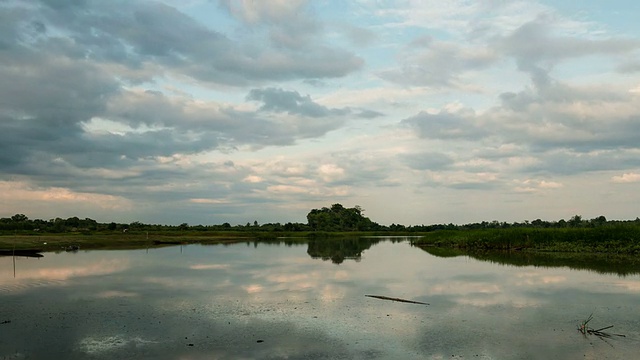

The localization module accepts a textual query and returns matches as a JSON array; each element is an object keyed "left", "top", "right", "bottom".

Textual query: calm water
[{"left": 1, "top": 238, "right": 640, "bottom": 359}]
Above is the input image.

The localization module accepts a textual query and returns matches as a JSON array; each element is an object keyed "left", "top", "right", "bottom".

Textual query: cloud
[
  {"left": 317, "top": 163, "right": 345, "bottom": 183},
  {"left": 400, "top": 107, "right": 486, "bottom": 140},
  {"left": 355, "top": 109, "right": 384, "bottom": 119},
  {"left": 513, "top": 179, "right": 564, "bottom": 193},
  {"left": 247, "top": 88, "right": 347, "bottom": 117},
  {"left": 0, "top": 180, "right": 132, "bottom": 210},
  {"left": 399, "top": 152, "right": 454, "bottom": 171},
  {"left": 29, "top": 0, "right": 362, "bottom": 85},
  {"left": 338, "top": 24, "right": 378, "bottom": 47},
  {"left": 400, "top": 62, "right": 640, "bottom": 177},
  {"left": 379, "top": 36, "right": 497, "bottom": 87},
  {"left": 419, "top": 171, "right": 500, "bottom": 190},
  {"left": 617, "top": 60, "right": 640, "bottom": 73},
  {"left": 189, "top": 198, "right": 229, "bottom": 204},
  {"left": 500, "top": 14, "right": 639, "bottom": 74},
  {"left": 219, "top": 0, "right": 308, "bottom": 25},
  {"left": 612, "top": 173, "right": 640, "bottom": 183}
]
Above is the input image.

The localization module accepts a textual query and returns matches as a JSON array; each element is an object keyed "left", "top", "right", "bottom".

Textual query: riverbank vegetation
[
  {"left": 411, "top": 223, "right": 640, "bottom": 254},
  {"left": 2, "top": 207, "right": 640, "bottom": 253}
]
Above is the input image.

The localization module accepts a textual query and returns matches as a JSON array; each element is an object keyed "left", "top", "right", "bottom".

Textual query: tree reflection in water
[{"left": 306, "top": 237, "right": 380, "bottom": 264}]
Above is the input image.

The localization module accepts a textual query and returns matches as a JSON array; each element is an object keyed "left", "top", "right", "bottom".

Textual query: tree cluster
[
  {"left": 405, "top": 215, "right": 638, "bottom": 232},
  {"left": 0, "top": 214, "right": 312, "bottom": 234},
  {"left": 306, "top": 204, "right": 379, "bottom": 231},
  {"left": 0, "top": 215, "right": 98, "bottom": 233},
  {"left": 1, "top": 208, "right": 638, "bottom": 235}
]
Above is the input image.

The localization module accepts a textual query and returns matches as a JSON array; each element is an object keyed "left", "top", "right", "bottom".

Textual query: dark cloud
[
  {"left": 29, "top": 0, "right": 362, "bottom": 85},
  {"left": 0, "top": 0, "right": 363, "bottom": 193},
  {"left": 617, "top": 60, "right": 640, "bottom": 73},
  {"left": 500, "top": 15, "right": 639, "bottom": 74},
  {"left": 399, "top": 152, "right": 454, "bottom": 171},
  {"left": 521, "top": 149, "right": 640, "bottom": 176},
  {"left": 0, "top": 1, "right": 368, "bottom": 194},
  {"left": 401, "top": 108, "right": 488, "bottom": 140},
  {"left": 355, "top": 109, "right": 384, "bottom": 119},
  {"left": 492, "top": 74, "right": 640, "bottom": 154},
  {"left": 247, "top": 88, "right": 347, "bottom": 118},
  {"left": 340, "top": 24, "right": 378, "bottom": 47}
]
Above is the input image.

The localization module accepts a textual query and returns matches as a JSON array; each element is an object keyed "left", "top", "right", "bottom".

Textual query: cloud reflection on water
[
  {"left": 189, "top": 263, "right": 231, "bottom": 270},
  {"left": 2, "top": 241, "right": 640, "bottom": 359},
  {"left": 0, "top": 256, "right": 130, "bottom": 294}
]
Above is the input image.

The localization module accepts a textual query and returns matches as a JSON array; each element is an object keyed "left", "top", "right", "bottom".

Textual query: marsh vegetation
[{"left": 2, "top": 208, "right": 640, "bottom": 254}]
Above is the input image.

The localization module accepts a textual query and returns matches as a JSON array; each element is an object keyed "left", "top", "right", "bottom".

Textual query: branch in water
[{"left": 365, "top": 295, "right": 429, "bottom": 305}]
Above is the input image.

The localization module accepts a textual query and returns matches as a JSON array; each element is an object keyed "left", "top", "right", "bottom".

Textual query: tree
[
  {"left": 568, "top": 215, "right": 583, "bottom": 228},
  {"left": 306, "top": 204, "right": 376, "bottom": 231},
  {"left": 11, "top": 214, "right": 28, "bottom": 222},
  {"left": 65, "top": 216, "right": 80, "bottom": 228},
  {"left": 590, "top": 215, "right": 607, "bottom": 227}
]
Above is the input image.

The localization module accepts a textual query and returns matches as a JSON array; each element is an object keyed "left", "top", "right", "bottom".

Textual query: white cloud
[
  {"left": 0, "top": 181, "right": 131, "bottom": 210},
  {"left": 189, "top": 198, "right": 229, "bottom": 204},
  {"left": 318, "top": 163, "right": 345, "bottom": 183},
  {"left": 220, "top": 0, "right": 307, "bottom": 24},
  {"left": 513, "top": 179, "right": 563, "bottom": 193},
  {"left": 242, "top": 175, "right": 264, "bottom": 183},
  {"left": 612, "top": 173, "right": 640, "bottom": 183},
  {"left": 539, "top": 180, "right": 563, "bottom": 189}
]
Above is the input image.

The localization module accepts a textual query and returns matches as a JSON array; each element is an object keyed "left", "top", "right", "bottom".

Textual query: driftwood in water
[{"left": 365, "top": 295, "right": 429, "bottom": 305}]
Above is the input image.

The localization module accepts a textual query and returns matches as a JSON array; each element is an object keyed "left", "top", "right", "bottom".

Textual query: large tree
[{"left": 306, "top": 204, "right": 376, "bottom": 231}]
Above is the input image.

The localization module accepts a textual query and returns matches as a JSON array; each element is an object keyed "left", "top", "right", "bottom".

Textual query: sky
[{"left": 1, "top": 0, "right": 640, "bottom": 226}]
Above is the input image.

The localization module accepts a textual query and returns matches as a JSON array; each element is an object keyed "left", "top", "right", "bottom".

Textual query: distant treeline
[{"left": 1, "top": 208, "right": 639, "bottom": 235}]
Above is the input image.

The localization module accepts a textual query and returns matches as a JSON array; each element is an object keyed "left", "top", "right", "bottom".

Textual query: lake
[{"left": 2, "top": 237, "right": 639, "bottom": 359}]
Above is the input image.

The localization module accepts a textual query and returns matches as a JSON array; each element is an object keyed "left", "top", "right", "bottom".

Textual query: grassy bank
[
  {"left": 0, "top": 231, "right": 282, "bottom": 252},
  {"left": 412, "top": 224, "right": 640, "bottom": 254},
  {"left": 0, "top": 230, "right": 405, "bottom": 252}
]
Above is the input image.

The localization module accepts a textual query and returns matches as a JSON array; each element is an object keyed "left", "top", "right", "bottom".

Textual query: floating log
[{"left": 365, "top": 294, "right": 429, "bottom": 305}]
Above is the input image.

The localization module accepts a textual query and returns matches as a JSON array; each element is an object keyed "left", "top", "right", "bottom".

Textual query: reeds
[
  {"left": 413, "top": 225, "right": 640, "bottom": 254},
  {"left": 577, "top": 313, "right": 625, "bottom": 339}
]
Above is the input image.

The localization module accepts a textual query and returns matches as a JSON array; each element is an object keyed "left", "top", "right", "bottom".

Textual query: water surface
[{"left": 2, "top": 238, "right": 639, "bottom": 359}]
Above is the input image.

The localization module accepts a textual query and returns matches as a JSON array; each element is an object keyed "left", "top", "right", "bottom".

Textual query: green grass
[
  {"left": 5, "top": 226, "right": 640, "bottom": 254},
  {"left": 412, "top": 225, "right": 640, "bottom": 254},
  {"left": 0, "top": 230, "right": 404, "bottom": 252},
  {"left": 0, "top": 232, "right": 262, "bottom": 251}
]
